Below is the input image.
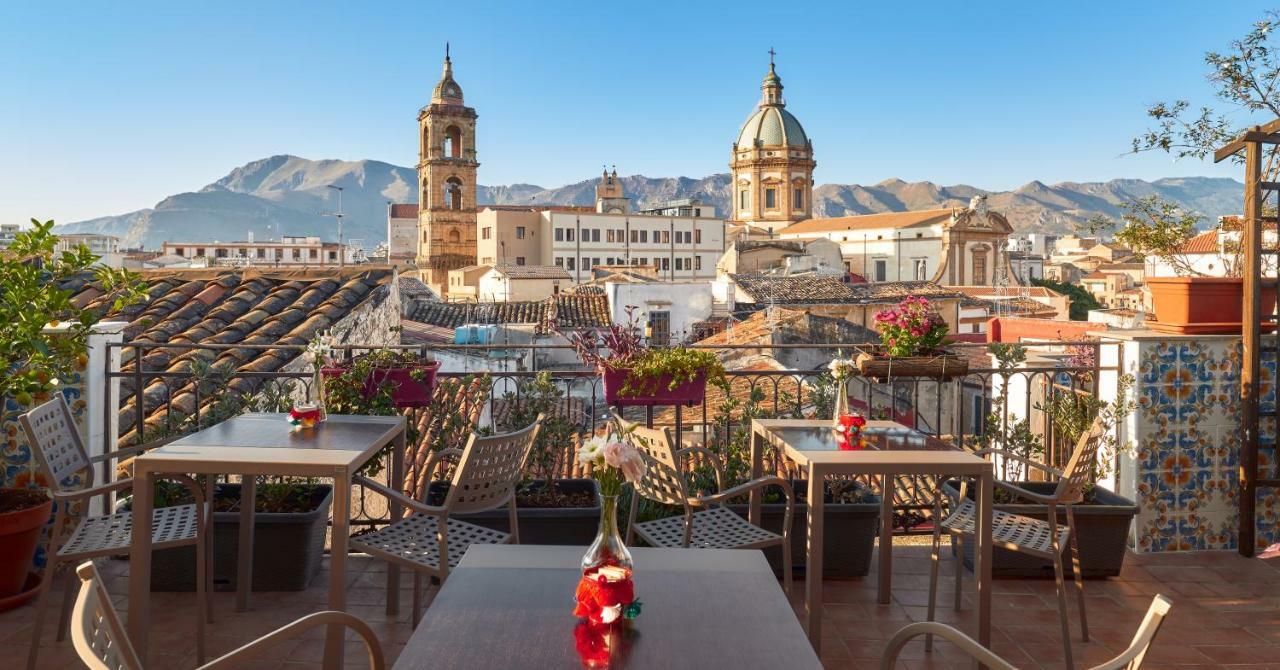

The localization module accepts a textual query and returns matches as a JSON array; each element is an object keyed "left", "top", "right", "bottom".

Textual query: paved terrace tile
[{"left": 6, "top": 543, "right": 1280, "bottom": 669}]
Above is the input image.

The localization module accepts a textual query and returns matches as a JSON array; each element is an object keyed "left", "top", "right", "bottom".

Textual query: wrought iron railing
[{"left": 99, "top": 339, "right": 1122, "bottom": 533}]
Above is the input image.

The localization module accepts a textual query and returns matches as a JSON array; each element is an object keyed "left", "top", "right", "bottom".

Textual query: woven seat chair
[
  {"left": 20, "top": 397, "right": 212, "bottom": 669},
  {"left": 927, "top": 414, "right": 1109, "bottom": 670},
  {"left": 883, "top": 594, "right": 1172, "bottom": 670},
  {"left": 349, "top": 415, "right": 543, "bottom": 625},
  {"left": 615, "top": 417, "right": 794, "bottom": 593},
  {"left": 69, "top": 561, "right": 384, "bottom": 670}
]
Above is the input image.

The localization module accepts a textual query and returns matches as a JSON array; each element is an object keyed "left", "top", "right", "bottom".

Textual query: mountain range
[{"left": 54, "top": 155, "right": 1246, "bottom": 250}]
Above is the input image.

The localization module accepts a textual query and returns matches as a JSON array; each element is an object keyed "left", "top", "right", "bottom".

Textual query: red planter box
[
  {"left": 321, "top": 360, "right": 440, "bottom": 408},
  {"left": 601, "top": 367, "right": 706, "bottom": 407}
]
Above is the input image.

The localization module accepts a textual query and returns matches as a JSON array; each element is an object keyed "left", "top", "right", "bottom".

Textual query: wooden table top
[
  {"left": 393, "top": 545, "right": 821, "bottom": 670},
  {"left": 753, "top": 419, "right": 991, "bottom": 474},
  {"left": 134, "top": 413, "right": 405, "bottom": 474}
]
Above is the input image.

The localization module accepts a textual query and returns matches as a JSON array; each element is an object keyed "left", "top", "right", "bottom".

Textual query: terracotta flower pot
[
  {"left": 601, "top": 366, "right": 706, "bottom": 407},
  {"left": 1147, "top": 277, "right": 1278, "bottom": 335},
  {"left": 0, "top": 489, "right": 52, "bottom": 601}
]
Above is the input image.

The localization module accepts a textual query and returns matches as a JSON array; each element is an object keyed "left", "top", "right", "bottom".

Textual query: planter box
[
  {"left": 147, "top": 483, "right": 332, "bottom": 592},
  {"left": 728, "top": 481, "right": 880, "bottom": 579},
  {"left": 855, "top": 352, "right": 969, "bottom": 381},
  {"left": 428, "top": 478, "right": 603, "bottom": 546},
  {"left": 1147, "top": 277, "right": 1278, "bottom": 335},
  {"left": 321, "top": 361, "right": 440, "bottom": 408},
  {"left": 601, "top": 367, "right": 706, "bottom": 407},
  {"left": 943, "top": 480, "right": 1136, "bottom": 579}
]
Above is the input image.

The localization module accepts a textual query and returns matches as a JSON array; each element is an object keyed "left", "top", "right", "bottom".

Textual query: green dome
[{"left": 736, "top": 106, "right": 809, "bottom": 148}]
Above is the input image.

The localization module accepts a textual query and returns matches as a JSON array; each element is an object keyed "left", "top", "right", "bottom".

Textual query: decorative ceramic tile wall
[{"left": 1128, "top": 335, "right": 1280, "bottom": 552}]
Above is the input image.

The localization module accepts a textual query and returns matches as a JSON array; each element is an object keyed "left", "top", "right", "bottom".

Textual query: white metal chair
[
  {"left": 927, "top": 415, "right": 1109, "bottom": 670},
  {"left": 349, "top": 415, "right": 543, "bottom": 625},
  {"left": 882, "top": 594, "right": 1172, "bottom": 669},
  {"left": 616, "top": 417, "right": 795, "bottom": 593},
  {"left": 70, "top": 561, "right": 385, "bottom": 670},
  {"left": 20, "top": 396, "right": 212, "bottom": 669}
]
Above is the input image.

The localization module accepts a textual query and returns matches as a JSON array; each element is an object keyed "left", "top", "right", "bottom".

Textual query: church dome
[{"left": 736, "top": 105, "right": 808, "bottom": 148}]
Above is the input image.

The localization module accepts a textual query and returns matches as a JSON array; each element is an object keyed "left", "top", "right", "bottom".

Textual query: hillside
[{"left": 54, "top": 155, "right": 1244, "bottom": 249}]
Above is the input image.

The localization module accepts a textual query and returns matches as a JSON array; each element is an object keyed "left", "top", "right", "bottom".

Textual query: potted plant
[
  {"left": 0, "top": 220, "right": 145, "bottom": 606},
  {"left": 855, "top": 296, "right": 968, "bottom": 380},
  {"left": 562, "top": 309, "right": 726, "bottom": 407},
  {"left": 0, "top": 488, "right": 52, "bottom": 610},
  {"left": 322, "top": 347, "right": 440, "bottom": 409},
  {"left": 430, "top": 372, "right": 604, "bottom": 545},
  {"left": 1087, "top": 197, "right": 1276, "bottom": 334},
  {"left": 138, "top": 480, "right": 333, "bottom": 591},
  {"left": 949, "top": 346, "right": 1138, "bottom": 577}
]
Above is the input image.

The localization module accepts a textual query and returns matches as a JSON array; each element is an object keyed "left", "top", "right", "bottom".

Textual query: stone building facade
[{"left": 417, "top": 46, "right": 480, "bottom": 298}]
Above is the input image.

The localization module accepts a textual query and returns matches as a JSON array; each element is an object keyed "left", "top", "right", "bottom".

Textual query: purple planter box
[
  {"left": 601, "top": 367, "right": 706, "bottom": 407},
  {"left": 322, "top": 360, "right": 440, "bottom": 408}
]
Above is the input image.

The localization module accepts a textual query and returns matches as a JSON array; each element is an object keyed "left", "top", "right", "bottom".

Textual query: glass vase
[{"left": 581, "top": 495, "right": 633, "bottom": 576}]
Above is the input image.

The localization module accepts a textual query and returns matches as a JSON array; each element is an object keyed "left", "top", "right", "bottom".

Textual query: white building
[
  {"left": 161, "top": 236, "right": 364, "bottom": 267},
  {"left": 386, "top": 204, "right": 419, "bottom": 263},
  {"left": 604, "top": 281, "right": 715, "bottom": 346}
]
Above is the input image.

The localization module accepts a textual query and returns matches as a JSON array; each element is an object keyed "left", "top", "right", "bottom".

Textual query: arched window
[
  {"left": 445, "top": 177, "right": 463, "bottom": 210},
  {"left": 443, "top": 125, "right": 462, "bottom": 158},
  {"left": 448, "top": 228, "right": 461, "bottom": 244}
]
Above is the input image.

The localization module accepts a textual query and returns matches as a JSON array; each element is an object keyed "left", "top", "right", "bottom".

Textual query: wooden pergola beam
[{"left": 1214, "top": 119, "right": 1280, "bottom": 163}]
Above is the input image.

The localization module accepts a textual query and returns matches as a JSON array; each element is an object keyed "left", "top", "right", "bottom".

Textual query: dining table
[
  {"left": 392, "top": 544, "right": 821, "bottom": 669},
  {"left": 749, "top": 418, "right": 994, "bottom": 656},
  {"left": 126, "top": 412, "right": 407, "bottom": 670}
]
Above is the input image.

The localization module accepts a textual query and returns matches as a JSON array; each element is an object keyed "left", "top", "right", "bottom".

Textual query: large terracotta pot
[
  {"left": 1147, "top": 277, "right": 1278, "bottom": 335},
  {"left": 0, "top": 489, "right": 52, "bottom": 602}
]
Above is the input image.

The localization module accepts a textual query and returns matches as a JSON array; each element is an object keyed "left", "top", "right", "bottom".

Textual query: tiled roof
[
  {"left": 388, "top": 203, "right": 419, "bottom": 218},
  {"left": 493, "top": 264, "right": 572, "bottom": 280},
  {"left": 398, "top": 275, "right": 438, "bottom": 301},
  {"left": 406, "top": 292, "right": 610, "bottom": 332},
  {"left": 1177, "top": 230, "right": 1219, "bottom": 254},
  {"left": 73, "top": 268, "right": 396, "bottom": 446},
  {"left": 731, "top": 275, "right": 961, "bottom": 305},
  {"left": 778, "top": 209, "right": 954, "bottom": 235}
]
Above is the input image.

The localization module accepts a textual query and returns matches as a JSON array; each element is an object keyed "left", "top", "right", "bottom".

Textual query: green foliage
[
  {"left": 1030, "top": 277, "right": 1101, "bottom": 321},
  {"left": 496, "top": 371, "right": 576, "bottom": 485},
  {"left": 612, "top": 347, "right": 727, "bottom": 398},
  {"left": 0, "top": 219, "right": 147, "bottom": 408}
]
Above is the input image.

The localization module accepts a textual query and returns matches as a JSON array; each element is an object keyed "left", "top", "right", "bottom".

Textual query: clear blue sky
[{"left": 1, "top": 1, "right": 1275, "bottom": 224}]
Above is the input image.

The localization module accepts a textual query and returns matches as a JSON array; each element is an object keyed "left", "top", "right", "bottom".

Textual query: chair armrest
[
  {"left": 353, "top": 475, "right": 446, "bottom": 518},
  {"left": 676, "top": 446, "right": 725, "bottom": 493},
  {"left": 52, "top": 478, "right": 135, "bottom": 502},
  {"left": 423, "top": 447, "right": 465, "bottom": 481},
  {"left": 879, "top": 622, "right": 1017, "bottom": 670},
  {"left": 973, "top": 448, "right": 1064, "bottom": 478},
  {"left": 198, "top": 611, "right": 385, "bottom": 670},
  {"left": 693, "top": 475, "right": 794, "bottom": 508},
  {"left": 995, "top": 480, "right": 1058, "bottom": 505}
]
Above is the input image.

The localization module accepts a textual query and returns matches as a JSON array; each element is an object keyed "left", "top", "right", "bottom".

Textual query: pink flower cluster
[{"left": 873, "top": 296, "right": 948, "bottom": 357}]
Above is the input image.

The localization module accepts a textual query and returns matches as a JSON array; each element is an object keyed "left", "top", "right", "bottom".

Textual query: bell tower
[{"left": 417, "top": 44, "right": 479, "bottom": 298}]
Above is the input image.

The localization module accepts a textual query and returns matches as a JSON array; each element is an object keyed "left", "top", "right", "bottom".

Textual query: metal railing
[{"left": 100, "top": 339, "right": 1122, "bottom": 532}]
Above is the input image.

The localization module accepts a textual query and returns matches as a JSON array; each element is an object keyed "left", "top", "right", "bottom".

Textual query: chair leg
[
  {"left": 952, "top": 535, "right": 963, "bottom": 612},
  {"left": 55, "top": 568, "right": 76, "bottom": 642},
  {"left": 26, "top": 556, "right": 58, "bottom": 670},
  {"left": 1068, "top": 511, "right": 1089, "bottom": 642},
  {"left": 925, "top": 523, "right": 943, "bottom": 652},
  {"left": 1052, "top": 552, "right": 1075, "bottom": 670},
  {"left": 412, "top": 572, "right": 423, "bottom": 628}
]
